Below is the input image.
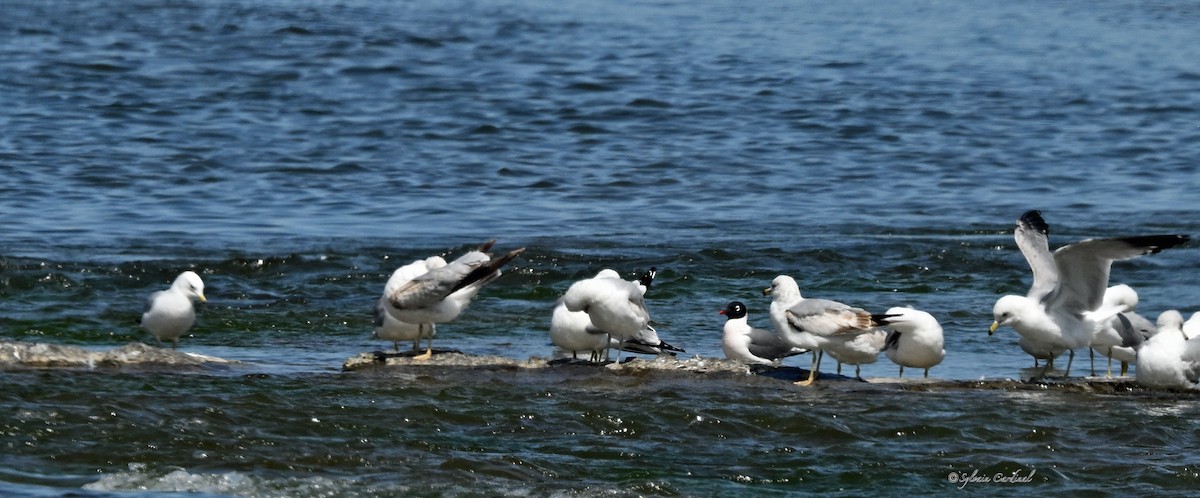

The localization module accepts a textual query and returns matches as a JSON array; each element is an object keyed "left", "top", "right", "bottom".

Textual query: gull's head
[
  {"left": 173, "top": 270, "right": 207, "bottom": 303},
  {"left": 720, "top": 301, "right": 748, "bottom": 320},
  {"left": 1102, "top": 284, "right": 1139, "bottom": 311},
  {"left": 1157, "top": 310, "right": 1185, "bottom": 338},
  {"left": 763, "top": 275, "right": 801, "bottom": 301},
  {"left": 990, "top": 295, "right": 1028, "bottom": 335}
]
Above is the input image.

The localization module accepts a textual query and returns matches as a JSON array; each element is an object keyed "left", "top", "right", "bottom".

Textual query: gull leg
[
  {"left": 836, "top": 361, "right": 843, "bottom": 376},
  {"left": 1105, "top": 347, "right": 1114, "bottom": 379},
  {"left": 898, "top": 365, "right": 904, "bottom": 378},
  {"left": 1038, "top": 357, "right": 1054, "bottom": 380},
  {"left": 1120, "top": 361, "right": 1129, "bottom": 377},
  {"left": 413, "top": 324, "right": 433, "bottom": 361},
  {"left": 795, "top": 351, "right": 822, "bottom": 387},
  {"left": 1089, "top": 348, "right": 1096, "bottom": 377},
  {"left": 923, "top": 368, "right": 930, "bottom": 378},
  {"left": 855, "top": 364, "right": 863, "bottom": 381},
  {"left": 1062, "top": 349, "right": 1075, "bottom": 379}
]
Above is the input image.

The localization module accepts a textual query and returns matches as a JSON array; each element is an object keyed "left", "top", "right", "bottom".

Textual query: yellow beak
[
  {"left": 988, "top": 321, "right": 1000, "bottom": 336},
  {"left": 197, "top": 293, "right": 207, "bottom": 304},
  {"left": 762, "top": 287, "right": 772, "bottom": 296}
]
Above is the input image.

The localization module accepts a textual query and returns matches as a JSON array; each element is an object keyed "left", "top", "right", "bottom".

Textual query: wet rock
[{"left": 0, "top": 341, "right": 237, "bottom": 369}]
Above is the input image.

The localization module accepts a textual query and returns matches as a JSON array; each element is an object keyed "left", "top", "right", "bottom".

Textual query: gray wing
[
  {"left": 1050, "top": 235, "right": 1189, "bottom": 315},
  {"left": 1111, "top": 314, "right": 1144, "bottom": 349},
  {"left": 746, "top": 327, "right": 805, "bottom": 360},
  {"left": 388, "top": 251, "right": 490, "bottom": 309},
  {"left": 1126, "top": 311, "right": 1157, "bottom": 340},
  {"left": 785, "top": 298, "right": 873, "bottom": 336},
  {"left": 1014, "top": 210, "right": 1059, "bottom": 301}
]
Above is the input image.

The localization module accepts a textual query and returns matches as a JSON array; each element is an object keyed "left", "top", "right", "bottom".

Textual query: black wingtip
[
  {"left": 657, "top": 340, "right": 685, "bottom": 353},
  {"left": 884, "top": 330, "right": 901, "bottom": 351},
  {"left": 1019, "top": 210, "right": 1049, "bottom": 236},
  {"left": 447, "top": 246, "right": 526, "bottom": 295},
  {"left": 870, "top": 313, "right": 901, "bottom": 327},
  {"left": 1121, "top": 234, "right": 1190, "bottom": 254}
]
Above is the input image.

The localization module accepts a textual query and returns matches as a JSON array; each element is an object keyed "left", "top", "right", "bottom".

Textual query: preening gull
[
  {"left": 989, "top": 210, "right": 1188, "bottom": 379},
  {"left": 140, "top": 271, "right": 206, "bottom": 349},
  {"left": 764, "top": 275, "right": 886, "bottom": 385},
  {"left": 373, "top": 257, "right": 440, "bottom": 353},
  {"left": 720, "top": 301, "right": 806, "bottom": 365},
  {"left": 1089, "top": 284, "right": 1155, "bottom": 377},
  {"left": 550, "top": 267, "right": 673, "bottom": 361},
  {"left": 384, "top": 240, "right": 525, "bottom": 360},
  {"left": 1135, "top": 310, "right": 1200, "bottom": 389},
  {"left": 560, "top": 268, "right": 682, "bottom": 362},
  {"left": 875, "top": 306, "right": 945, "bottom": 378}
]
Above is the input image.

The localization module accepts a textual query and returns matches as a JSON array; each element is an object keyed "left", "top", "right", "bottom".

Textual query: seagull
[
  {"left": 1183, "top": 312, "right": 1200, "bottom": 340},
  {"left": 720, "top": 301, "right": 807, "bottom": 365},
  {"left": 140, "top": 271, "right": 207, "bottom": 349},
  {"left": 989, "top": 210, "right": 1188, "bottom": 380},
  {"left": 560, "top": 268, "right": 682, "bottom": 362},
  {"left": 1135, "top": 310, "right": 1200, "bottom": 389},
  {"left": 1020, "top": 336, "right": 1063, "bottom": 370},
  {"left": 1089, "top": 284, "right": 1155, "bottom": 377},
  {"left": 384, "top": 240, "right": 525, "bottom": 360},
  {"left": 373, "top": 257, "right": 441, "bottom": 354},
  {"left": 875, "top": 306, "right": 945, "bottom": 378},
  {"left": 550, "top": 268, "right": 670, "bottom": 361},
  {"left": 826, "top": 329, "right": 887, "bottom": 380},
  {"left": 764, "top": 275, "right": 886, "bottom": 385}
]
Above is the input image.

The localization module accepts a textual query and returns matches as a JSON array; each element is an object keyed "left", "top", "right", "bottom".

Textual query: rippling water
[{"left": 3, "top": 0, "right": 1200, "bottom": 495}]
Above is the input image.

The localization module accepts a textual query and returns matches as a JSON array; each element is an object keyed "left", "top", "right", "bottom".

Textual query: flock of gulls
[{"left": 139, "top": 210, "right": 1200, "bottom": 389}]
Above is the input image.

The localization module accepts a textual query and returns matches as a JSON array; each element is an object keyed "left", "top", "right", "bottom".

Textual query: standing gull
[
  {"left": 373, "top": 257, "right": 441, "bottom": 354},
  {"left": 140, "top": 271, "right": 207, "bottom": 349},
  {"left": 1089, "top": 284, "right": 1155, "bottom": 377},
  {"left": 720, "top": 301, "right": 807, "bottom": 365},
  {"left": 550, "top": 267, "right": 671, "bottom": 361},
  {"left": 560, "top": 269, "right": 682, "bottom": 362},
  {"left": 764, "top": 275, "right": 886, "bottom": 385},
  {"left": 875, "top": 306, "right": 945, "bottom": 378},
  {"left": 384, "top": 240, "right": 525, "bottom": 360},
  {"left": 1135, "top": 310, "right": 1200, "bottom": 389},
  {"left": 989, "top": 210, "right": 1188, "bottom": 379}
]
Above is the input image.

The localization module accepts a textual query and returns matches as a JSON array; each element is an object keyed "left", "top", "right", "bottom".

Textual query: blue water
[{"left": 3, "top": 0, "right": 1200, "bottom": 496}]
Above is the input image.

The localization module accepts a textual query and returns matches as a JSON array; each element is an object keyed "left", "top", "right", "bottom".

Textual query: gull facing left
[{"left": 989, "top": 210, "right": 1188, "bottom": 379}]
